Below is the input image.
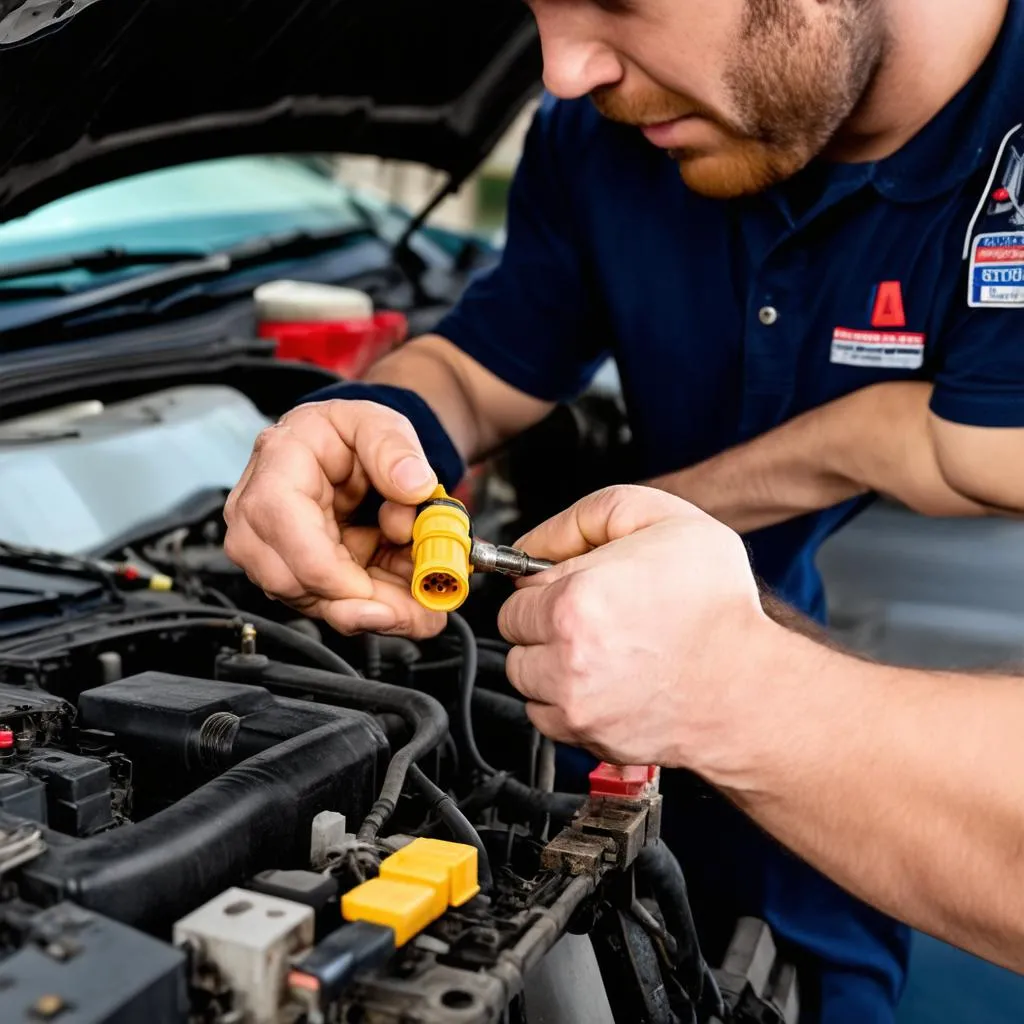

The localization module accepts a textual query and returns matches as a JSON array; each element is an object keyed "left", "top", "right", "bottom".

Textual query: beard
[{"left": 591, "top": 0, "right": 885, "bottom": 199}]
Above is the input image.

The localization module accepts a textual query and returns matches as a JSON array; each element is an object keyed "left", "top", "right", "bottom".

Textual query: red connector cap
[
  {"left": 589, "top": 762, "right": 654, "bottom": 798},
  {"left": 0, "top": 727, "right": 14, "bottom": 750}
]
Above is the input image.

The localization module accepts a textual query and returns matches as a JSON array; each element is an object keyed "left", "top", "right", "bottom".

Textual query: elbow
[
  {"left": 933, "top": 459, "right": 1024, "bottom": 518},
  {"left": 928, "top": 418, "right": 1024, "bottom": 517}
]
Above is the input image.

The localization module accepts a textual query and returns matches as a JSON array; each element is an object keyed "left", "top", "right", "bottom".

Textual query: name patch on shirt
[
  {"left": 968, "top": 233, "right": 1024, "bottom": 308},
  {"left": 830, "top": 327, "right": 926, "bottom": 370}
]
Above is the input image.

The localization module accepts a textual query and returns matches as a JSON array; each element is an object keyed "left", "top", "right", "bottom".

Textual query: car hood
[{"left": 0, "top": 0, "right": 541, "bottom": 224}]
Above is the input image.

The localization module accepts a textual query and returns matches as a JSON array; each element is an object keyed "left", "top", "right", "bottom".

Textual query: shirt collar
[{"left": 871, "top": 0, "right": 1023, "bottom": 204}]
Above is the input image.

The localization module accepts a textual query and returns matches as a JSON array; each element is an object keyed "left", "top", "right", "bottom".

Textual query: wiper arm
[
  {"left": 0, "top": 246, "right": 210, "bottom": 285},
  {"left": 0, "top": 224, "right": 375, "bottom": 334},
  {"left": 0, "top": 254, "right": 232, "bottom": 332},
  {"left": 0, "top": 540, "right": 125, "bottom": 604},
  {"left": 218, "top": 223, "right": 375, "bottom": 267}
]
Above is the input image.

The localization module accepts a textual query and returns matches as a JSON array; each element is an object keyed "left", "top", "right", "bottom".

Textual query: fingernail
[{"left": 391, "top": 455, "right": 434, "bottom": 494}]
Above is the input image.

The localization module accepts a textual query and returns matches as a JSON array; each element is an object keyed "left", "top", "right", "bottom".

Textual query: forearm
[
  {"left": 650, "top": 382, "right": 989, "bottom": 534},
  {"left": 701, "top": 622, "right": 1024, "bottom": 972},
  {"left": 363, "top": 334, "right": 553, "bottom": 463}
]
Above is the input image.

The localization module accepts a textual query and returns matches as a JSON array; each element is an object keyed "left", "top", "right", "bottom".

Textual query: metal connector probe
[{"left": 469, "top": 539, "right": 555, "bottom": 578}]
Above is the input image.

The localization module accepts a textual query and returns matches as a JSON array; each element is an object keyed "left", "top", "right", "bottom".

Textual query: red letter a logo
[{"left": 871, "top": 281, "right": 907, "bottom": 328}]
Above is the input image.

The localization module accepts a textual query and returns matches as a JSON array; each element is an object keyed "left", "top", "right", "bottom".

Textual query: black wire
[
  {"left": 364, "top": 633, "right": 383, "bottom": 679},
  {"left": 0, "top": 542, "right": 125, "bottom": 606},
  {"left": 408, "top": 764, "right": 493, "bottom": 889},
  {"left": 476, "top": 636, "right": 511, "bottom": 654},
  {"left": 200, "top": 586, "right": 236, "bottom": 609},
  {"left": 446, "top": 612, "right": 498, "bottom": 777},
  {"left": 0, "top": 607, "right": 358, "bottom": 676}
]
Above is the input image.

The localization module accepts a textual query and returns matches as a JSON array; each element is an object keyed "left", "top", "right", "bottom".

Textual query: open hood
[{"left": 0, "top": 0, "right": 542, "bottom": 224}]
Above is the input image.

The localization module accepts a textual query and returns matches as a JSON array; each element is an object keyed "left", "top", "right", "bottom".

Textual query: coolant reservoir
[
  {"left": 254, "top": 280, "right": 407, "bottom": 378},
  {"left": 253, "top": 279, "right": 374, "bottom": 322}
]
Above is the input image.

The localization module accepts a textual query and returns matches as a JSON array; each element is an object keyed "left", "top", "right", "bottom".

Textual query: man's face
[{"left": 528, "top": 0, "right": 886, "bottom": 198}]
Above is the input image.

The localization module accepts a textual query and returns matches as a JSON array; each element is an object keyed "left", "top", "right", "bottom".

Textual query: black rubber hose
[
  {"left": 408, "top": 764, "right": 493, "bottom": 889},
  {"left": 499, "top": 776, "right": 585, "bottom": 825},
  {"left": 364, "top": 634, "right": 383, "bottom": 679},
  {"left": 220, "top": 660, "right": 450, "bottom": 841},
  {"left": 447, "top": 612, "right": 499, "bottom": 777},
  {"left": 19, "top": 717, "right": 386, "bottom": 932},
  {"left": 636, "top": 840, "right": 718, "bottom": 1010}
]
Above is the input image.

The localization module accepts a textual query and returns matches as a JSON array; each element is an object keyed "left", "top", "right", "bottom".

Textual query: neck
[{"left": 827, "top": 0, "right": 1009, "bottom": 163}]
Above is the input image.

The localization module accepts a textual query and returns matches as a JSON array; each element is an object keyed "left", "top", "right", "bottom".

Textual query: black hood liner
[{"left": 0, "top": 0, "right": 542, "bottom": 223}]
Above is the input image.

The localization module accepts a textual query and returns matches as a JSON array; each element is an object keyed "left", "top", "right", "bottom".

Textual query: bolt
[
  {"left": 240, "top": 623, "right": 257, "bottom": 655},
  {"left": 31, "top": 993, "right": 65, "bottom": 1019}
]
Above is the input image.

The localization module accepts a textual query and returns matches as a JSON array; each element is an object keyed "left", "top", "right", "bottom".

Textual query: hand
[
  {"left": 498, "top": 485, "right": 771, "bottom": 770},
  {"left": 224, "top": 400, "right": 447, "bottom": 638}
]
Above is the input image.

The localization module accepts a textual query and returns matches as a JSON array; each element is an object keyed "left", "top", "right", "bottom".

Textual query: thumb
[
  {"left": 321, "top": 399, "right": 439, "bottom": 506},
  {"left": 515, "top": 485, "right": 707, "bottom": 562}
]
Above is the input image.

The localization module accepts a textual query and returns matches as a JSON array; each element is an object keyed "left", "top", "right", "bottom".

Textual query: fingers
[
  {"left": 226, "top": 420, "right": 368, "bottom": 594},
  {"left": 498, "top": 574, "right": 575, "bottom": 647},
  {"left": 224, "top": 400, "right": 442, "bottom": 639},
  {"left": 514, "top": 485, "right": 704, "bottom": 562},
  {"left": 314, "top": 565, "right": 446, "bottom": 638},
  {"left": 524, "top": 702, "right": 575, "bottom": 748},
  {"left": 378, "top": 501, "right": 418, "bottom": 547},
  {"left": 318, "top": 400, "right": 439, "bottom": 506},
  {"left": 504, "top": 643, "right": 554, "bottom": 703}
]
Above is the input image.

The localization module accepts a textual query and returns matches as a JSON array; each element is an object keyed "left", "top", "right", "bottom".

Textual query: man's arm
[
  {"left": 362, "top": 334, "right": 554, "bottom": 463},
  {"left": 714, "top": 625, "right": 1024, "bottom": 975},
  {"left": 499, "top": 485, "right": 1024, "bottom": 973},
  {"left": 651, "top": 380, "right": 1024, "bottom": 534}
]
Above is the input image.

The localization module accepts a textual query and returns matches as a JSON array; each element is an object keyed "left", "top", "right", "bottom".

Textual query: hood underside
[{"left": 0, "top": 0, "right": 542, "bottom": 224}]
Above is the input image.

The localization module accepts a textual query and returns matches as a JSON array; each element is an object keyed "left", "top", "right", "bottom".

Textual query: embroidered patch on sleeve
[{"left": 968, "top": 233, "right": 1024, "bottom": 308}]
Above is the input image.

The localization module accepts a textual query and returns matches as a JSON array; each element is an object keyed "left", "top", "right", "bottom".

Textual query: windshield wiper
[
  {"left": 0, "top": 224, "right": 375, "bottom": 333},
  {"left": 0, "top": 540, "right": 125, "bottom": 605},
  {"left": 0, "top": 247, "right": 211, "bottom": 286}
]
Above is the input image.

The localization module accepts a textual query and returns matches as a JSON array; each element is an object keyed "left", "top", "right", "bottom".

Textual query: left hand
[{"left": 497, "top": 485, "right": 769, "bottom": 769}]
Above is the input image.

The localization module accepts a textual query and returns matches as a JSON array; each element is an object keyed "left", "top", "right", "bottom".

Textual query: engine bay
[{"left": 0, "top": 385, "right": 799, "bottom": 1024}]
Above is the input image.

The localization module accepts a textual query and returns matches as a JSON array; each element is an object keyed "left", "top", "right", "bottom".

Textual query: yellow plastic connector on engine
[
  {"left": 411, "top": 486, "right": 472, "bottom": 613},
  {"left": 341, "top": 877, "right": 438, "bottom": 947},
  {"left": 340, "top": 840, "right": 480, "bottom": 947},
  {"left": 379, "top": 837, "right": 480, "bottom": 908}
]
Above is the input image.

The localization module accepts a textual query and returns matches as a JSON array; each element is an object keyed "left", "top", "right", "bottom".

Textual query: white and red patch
[{"left": 830, "top": 326, "right": 926, "bottom": 370}]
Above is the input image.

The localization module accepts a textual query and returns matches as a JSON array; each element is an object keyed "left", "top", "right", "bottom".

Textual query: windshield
[{"left": 0, "top": 155, "right": 370, "bottom": 280}]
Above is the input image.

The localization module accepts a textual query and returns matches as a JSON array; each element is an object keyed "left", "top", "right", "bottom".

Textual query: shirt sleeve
[
  {"left": 433, "top": 96, "right": 612, "bottom": 403},
  {"left": 930, "top": 305, "right": 1024, "bottom": 427}
]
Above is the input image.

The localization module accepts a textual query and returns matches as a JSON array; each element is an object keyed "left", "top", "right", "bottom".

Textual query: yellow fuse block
[
  {"left": 341, "top": 877, "right": 439, "bottom": 947},
  {"left": 388, "top": 838, "right": 480, "bottom": 907},
  {"left": 379, "top": 854, "right": 449, "bottom": 917}
]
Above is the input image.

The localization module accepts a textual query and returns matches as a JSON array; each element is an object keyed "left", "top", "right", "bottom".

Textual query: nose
[{"left": 533, "top": 4, "right": 624, "bottom": 100}]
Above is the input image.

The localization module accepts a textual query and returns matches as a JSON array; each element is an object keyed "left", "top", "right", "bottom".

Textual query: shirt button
[{"left": 758, "top": 306, "right": 780, "bottom": 326}]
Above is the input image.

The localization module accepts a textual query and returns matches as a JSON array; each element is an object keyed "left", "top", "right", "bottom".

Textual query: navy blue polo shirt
[
  {"left": 435, "top": 3, "right": 1024, "bottom": 625},
  {"left": 306, "top": 6, "right": 1024, "bottom": 1022}
]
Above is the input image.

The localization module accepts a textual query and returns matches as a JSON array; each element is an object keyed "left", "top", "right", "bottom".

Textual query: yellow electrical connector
[
  {"left": 380, "top": 837, "right": 480, "bottom": 908},
  {"left": 410, "top": 486, "right": 472, "bottom": 613},
  {"left": 341, "top": 839, "right": 481, "bottom": 948},
  {"left": 341, "top": 877, "right": 439, "bottom": 947},
  {"left": 378, "top": 854, "right": 449, "bottom": 918}
]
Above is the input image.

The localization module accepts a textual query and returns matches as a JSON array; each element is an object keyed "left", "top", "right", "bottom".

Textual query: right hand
[{"left": 224, "top": 399, "right": 447, "bottom": 638}]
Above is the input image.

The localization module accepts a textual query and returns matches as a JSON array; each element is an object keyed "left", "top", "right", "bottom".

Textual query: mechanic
[
  {"left": 496, "top": 482, "right": 1024, "bottom": 978},
  {"left": 224, "top": 0, "right": 1024, "bottom": 1020}
]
